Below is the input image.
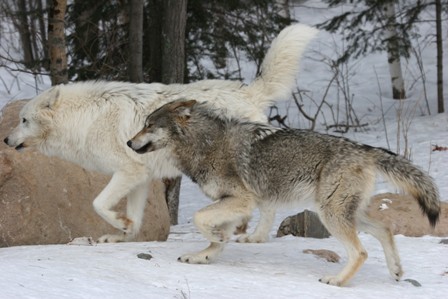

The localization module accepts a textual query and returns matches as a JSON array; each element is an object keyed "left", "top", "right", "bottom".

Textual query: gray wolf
[
  {"left": 127, "top": 99, "right": 440, "bottom": 287},
  {"left": 3, "top": 24, "right": 318, "bottom": 243}
]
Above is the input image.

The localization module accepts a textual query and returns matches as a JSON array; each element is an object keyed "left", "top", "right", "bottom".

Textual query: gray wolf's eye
[{"left": 22, "top": 118, "right": 27, "bottom": 124}]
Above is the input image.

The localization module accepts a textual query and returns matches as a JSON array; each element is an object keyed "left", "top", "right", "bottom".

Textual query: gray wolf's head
[
  {"left": 127, "top": 99, "right": 197, "bottom": 154},
  {"left": 3, "top": 86, "right": 61, "bottom": 151}
]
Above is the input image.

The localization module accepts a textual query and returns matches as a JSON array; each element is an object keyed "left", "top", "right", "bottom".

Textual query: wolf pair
[
  {"left": 128, "top": 99, "right": 440, "bottom": 286},
  {"left": 4, "top": 24, "right": 317, "bottom": 243}
]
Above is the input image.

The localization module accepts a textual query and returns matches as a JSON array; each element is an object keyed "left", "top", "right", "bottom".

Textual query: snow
[
  {"left": 0, "top": 234, "right": 447, "bottom": 299},
  {"left": 0, "top": 1, "right": 447, "bottom": 298}
]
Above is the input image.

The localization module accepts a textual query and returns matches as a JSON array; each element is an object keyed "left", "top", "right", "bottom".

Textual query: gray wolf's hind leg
[
  {"left": 316, "top": 190, "right": 368, "bottom": 286},
  {"left": 357, "top": 212, "right": 403, "bottom": 281},
  {"left": 93, "top": 167, "right": 149, "bottom": 243},
  {"left": 237, "top": 205, "right": 275, "bottom": 243}
]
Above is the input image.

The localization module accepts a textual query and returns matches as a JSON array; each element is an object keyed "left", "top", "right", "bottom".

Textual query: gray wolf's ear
[
  {"left": 169, "top": 99, "right": 197, "bottom": 119},
  {"left": 41, "top": 85, "right": 62, "bottom": 109}
]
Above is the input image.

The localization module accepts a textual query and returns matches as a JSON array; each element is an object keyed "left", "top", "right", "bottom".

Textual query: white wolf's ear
[{"left": 41, "top": 85, "right": 62, "bottom": 110}]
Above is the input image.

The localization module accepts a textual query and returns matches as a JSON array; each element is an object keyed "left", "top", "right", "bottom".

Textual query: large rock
[
  {"left": 277, "top": 210, "right": 330, "bottom": 238},
  {"left": 277, "top": 193, "right": 448, "bottom": 238},
  {"left": 0, "top": 100, "right": 170, "bottom": 247},
  {"left": 368, "top": 192, "right": 448, "bottom": 237}
]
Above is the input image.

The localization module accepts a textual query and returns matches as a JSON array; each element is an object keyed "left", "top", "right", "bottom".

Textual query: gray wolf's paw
[
  {"left": 97, "top": 234, "right": 126, "bottom": 243},
  {"left": 319, "top": 275, "right": 343, "bottom": 287},
  {"left": 178, "top": 253, "right": 211, "bottom": 264},
  {"left": 236, "top": 233, "right": 269, "bottom": 243}
]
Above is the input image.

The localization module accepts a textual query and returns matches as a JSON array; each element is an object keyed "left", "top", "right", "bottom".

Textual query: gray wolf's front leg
[{"left": 178, "top": 192, "right": 257, "bottom": 264}]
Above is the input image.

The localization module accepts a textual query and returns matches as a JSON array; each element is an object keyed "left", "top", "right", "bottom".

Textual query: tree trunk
[
  {"left": 128, "top": 0, "right": 144, "bottom": 82},
  {"left": 48, "top": 0, "right": 68, "bottom": 85},
  {"left": 17, "top": 0, "right": 35, "bottom": 68},
  {"left": 36, "top": 0, "right": 49, "bottom": 69},
  {"left": 435, "top": 0, "right": 444, "bottom": 113},
  {"left": 161, "top": 0, "right": 187, "bottom": 84},
  {"left": 146, "top": 0, "right": 163, "bottom": 82},
  {"left": 73, "top": 0, "right": 101, "bottom": 79},
  {"left": 161, "top": 0, "right": 187, "bottom": 225},
  {"left": 384, "top": 2, "right": 406, "bottom": 100}
]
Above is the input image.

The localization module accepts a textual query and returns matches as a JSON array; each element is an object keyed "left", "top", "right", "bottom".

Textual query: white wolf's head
[
  {"left": 127, "top": 99, "right": 197, "bottom": 154},
  {"left": 4, "top": 86, "right": 61, "bottom": 151}
]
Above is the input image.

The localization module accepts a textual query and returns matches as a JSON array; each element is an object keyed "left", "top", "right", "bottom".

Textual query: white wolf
[{"left": 4, "top": 24, "right": 318, "bottom": 242}]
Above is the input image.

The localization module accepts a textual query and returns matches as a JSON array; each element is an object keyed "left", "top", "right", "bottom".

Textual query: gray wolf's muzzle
[{"left": 127, "top": 140, "right": 152, "bottom": 154}]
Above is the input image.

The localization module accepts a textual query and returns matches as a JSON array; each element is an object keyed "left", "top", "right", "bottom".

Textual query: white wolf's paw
[
  {"left": 97, "top": 233, "right": 126, "bottom": 243},
  {"left": 236, "top": 233, "right": 269, "bottom": 243},
  {"left": 117, "top": 215, "right": 134, "bottom": 233},
  {"left": 389, "top": 263, "right": 403, "bottom": 281},
  {"left": 178, "top": 253, "right": 212, "bottom": 264},
  {"left": 319, "top": 275, "right": 343, "bottom": 287}
]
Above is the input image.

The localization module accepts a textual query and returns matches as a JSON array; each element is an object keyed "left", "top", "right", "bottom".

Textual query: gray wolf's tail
[
  {"left": 246, "top": 23, "right": 319, "bottom": 108},
  {"left": 374, "top": 149, "right": 441, "bottom": 227}
]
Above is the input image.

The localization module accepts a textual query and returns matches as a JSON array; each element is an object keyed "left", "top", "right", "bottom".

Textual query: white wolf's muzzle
[{"left": 4, "top": 137, "right": 25, "bottom": 151}]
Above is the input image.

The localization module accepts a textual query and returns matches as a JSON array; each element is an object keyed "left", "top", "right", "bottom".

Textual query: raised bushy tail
[
  {"left": 246, "top": 23, "right": 319, "bottom": 108},
  {"left": 374, "top": 149, "right": 441, "bottom": 227}
]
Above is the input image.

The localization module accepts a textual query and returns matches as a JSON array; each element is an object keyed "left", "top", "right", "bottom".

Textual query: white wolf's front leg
[
  {"left": 92, "top": 167, "right": 149, "bottom": 243},
  {"left": 237, "top": 206, "right": 275, "bottom": 243}
]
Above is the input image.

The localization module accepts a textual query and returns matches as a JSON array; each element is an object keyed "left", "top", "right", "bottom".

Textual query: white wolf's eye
[{"left": 22, "top": 118, "right": 27, "bottom": 124}]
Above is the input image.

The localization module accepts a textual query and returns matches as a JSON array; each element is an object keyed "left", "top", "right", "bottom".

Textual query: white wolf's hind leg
[
  {"left": 178, "top": 242, "right": 225, "bottom": 264},
  {"left": 357, "top": 212, "right": 403, "bottom": 281},
  {"left": 237, "top": 206, "right": 275, "bottom": 243}
]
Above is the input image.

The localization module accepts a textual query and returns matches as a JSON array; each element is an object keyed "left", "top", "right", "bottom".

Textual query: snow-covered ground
[
  {"left": 0, "top": 1, "right": 447, "bottom": 298},
  {"left": 0, "top": 233, "right": 447, "bottom": 299}
]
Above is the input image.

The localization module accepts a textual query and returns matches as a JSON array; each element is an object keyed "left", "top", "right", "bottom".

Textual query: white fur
[{"left": 5, "top": 24, "right": 318, "bottom": 242}]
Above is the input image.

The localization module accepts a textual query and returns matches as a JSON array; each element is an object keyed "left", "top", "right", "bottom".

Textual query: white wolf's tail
[{"left": 246, "top": 23, "right": 319, "bottom": 108}]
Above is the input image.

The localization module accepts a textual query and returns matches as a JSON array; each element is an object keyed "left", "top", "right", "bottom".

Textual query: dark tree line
[{"left": 0, "top": 0, "right": 290, "bottom": 83}]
